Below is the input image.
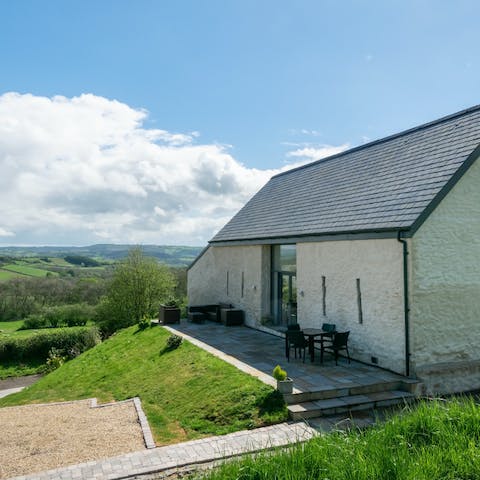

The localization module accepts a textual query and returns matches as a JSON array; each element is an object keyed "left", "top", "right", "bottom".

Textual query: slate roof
[{"left": 211, "top": 105, "right": 480, "bottom": 244}]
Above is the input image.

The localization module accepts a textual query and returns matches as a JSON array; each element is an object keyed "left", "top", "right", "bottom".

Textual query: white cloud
[
  {"left": 0, "top": 92, "right": 301, "bottom": 246},
  {"left": 0, "top": 228, "right": 14, "bottom": 237},
  {"left": 286, "top": 144, "right": 349, "bottom": 162}
]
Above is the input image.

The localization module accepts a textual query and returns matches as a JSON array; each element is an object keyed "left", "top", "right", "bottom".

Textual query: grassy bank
[
  {"left": 199, "top": 398, "right": 480, "bottom": 480},
  {"left": 0, "top": 325, "right": 287, "bottom": 444}
]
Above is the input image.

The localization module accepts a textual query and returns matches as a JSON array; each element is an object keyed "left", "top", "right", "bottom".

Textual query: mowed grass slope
[{"left": 0, "top": 326, "right": 287, "bottom": 444}]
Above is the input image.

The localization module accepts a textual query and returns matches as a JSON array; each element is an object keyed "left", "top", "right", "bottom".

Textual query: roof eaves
[{"left": 209, "top": 227, "right": 409, "bottom": 246}]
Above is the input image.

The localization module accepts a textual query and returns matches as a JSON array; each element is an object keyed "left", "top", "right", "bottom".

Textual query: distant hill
[{"left": 0, "top": 244, "right": 204, "bottom": 267}]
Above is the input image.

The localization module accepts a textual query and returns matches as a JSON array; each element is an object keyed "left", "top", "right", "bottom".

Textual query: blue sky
[{"left": 1, "top": 1, "right": 480, "bottom": 245}]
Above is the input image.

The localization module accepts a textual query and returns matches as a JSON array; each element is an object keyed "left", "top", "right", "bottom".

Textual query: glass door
[
  {"left": 278, "top": 272, "right": 297, "bottom": 325},
  {"left": 271, "top": 244, "right": 297, "bottom": 327}
]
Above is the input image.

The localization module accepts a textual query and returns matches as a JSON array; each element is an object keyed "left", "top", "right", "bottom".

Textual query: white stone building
[{"left": 188, "top": 106, "right": 480, "bottom": 394}]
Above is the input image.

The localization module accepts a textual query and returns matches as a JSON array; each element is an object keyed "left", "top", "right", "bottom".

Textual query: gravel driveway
[{"left": 0, "top": 398, "right": 146, "bottom": 479}]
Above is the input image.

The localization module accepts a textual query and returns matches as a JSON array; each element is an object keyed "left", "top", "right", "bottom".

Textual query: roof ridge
[{"left": 273, "top": 103, "right": 480, "bottom": 179}]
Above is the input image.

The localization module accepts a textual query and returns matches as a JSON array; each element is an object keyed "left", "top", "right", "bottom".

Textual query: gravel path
[{"left": 0, "top": 398, "right": 146, "bottom": 479}]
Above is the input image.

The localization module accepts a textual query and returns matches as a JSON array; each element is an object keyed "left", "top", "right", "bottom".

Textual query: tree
[{"left": 96, "top": 247, "right": 176, "bottom": 334}]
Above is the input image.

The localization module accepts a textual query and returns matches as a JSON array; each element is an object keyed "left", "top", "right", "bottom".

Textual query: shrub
[
  {"left": 160, "top": 334, "right": 183, "bottom": 355},
  {"left": 43, "top": 347, "right": 67, "bottom": 372},
  {"left": 0, "top": 326, "right": 101, "bottom": 363},
  {"left": 137, "top": 316, "right": 150, "bottom": 331},
  {"left": 20, "top": 314, "right": 49, "bottom": 330},
  {"left": 272, "top": 365, "right": 287, "bottom": 381}
]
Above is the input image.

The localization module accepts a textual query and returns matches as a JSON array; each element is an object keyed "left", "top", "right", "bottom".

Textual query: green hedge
[
  {"left": 0, "top": 326, "right": 100, "bottom": 362},
  {"left": 20, "top": 304, "right": 95, "bottom": 330}
]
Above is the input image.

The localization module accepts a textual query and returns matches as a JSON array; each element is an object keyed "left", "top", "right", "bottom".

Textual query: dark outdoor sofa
[
  {"left": 188, "top": 303, "right": 245, "bottom": 326},
  {"left": 188, "top": 303, "right": 233, "bottom": 323}
]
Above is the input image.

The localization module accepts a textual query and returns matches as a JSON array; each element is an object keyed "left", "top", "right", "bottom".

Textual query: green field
[
  {"left": 0, "top": 320, "right": 24, "bottom": 336},
  {"left": 2, "top": 264, "right": 57, "bottom": 278},
  {"left": 0, "top": 269, "right": 22, "bottom": 280},
  {"left": 0, "top": 325, "right": 287, "bottom": 444}
]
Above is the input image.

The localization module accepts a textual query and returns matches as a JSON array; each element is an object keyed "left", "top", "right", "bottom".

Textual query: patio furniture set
[
  {"left": 285, "top": 323, "right": 350, "bottom": 365},
  {"left": 187, "top": 304, "right": 245, "bottom": 326}
]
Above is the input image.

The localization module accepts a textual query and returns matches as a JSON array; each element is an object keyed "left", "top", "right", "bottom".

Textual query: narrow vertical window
[
  {"left": 226, "top": 271, "right": 229, "bottom": 296},
  {"left": 322, "top": 276, "right": 326, "bottom": 316},
  {"left": 356, "top": 278, "right": 363, "bottom": 324},
  {"left": 241, "top": 271, "right": 245, "bottom": 298}
]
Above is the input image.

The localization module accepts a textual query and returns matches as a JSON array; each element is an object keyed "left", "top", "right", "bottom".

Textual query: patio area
[{"left": 166, "top": 321, "right": 418, "bottom": 420}]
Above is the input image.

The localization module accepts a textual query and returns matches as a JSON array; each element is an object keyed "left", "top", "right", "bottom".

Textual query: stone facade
[
  {"left": 297, "top": 239, "right": 406, "bottom": 374},
  {"left": 410, "top": 156, "right": 480, "bottom": 394},
  {"left": 187, "top": 244, "right": 270, "bottom": 326}
]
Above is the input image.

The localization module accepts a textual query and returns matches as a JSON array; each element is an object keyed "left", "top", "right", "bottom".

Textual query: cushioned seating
[{"left": 188, "top": 303, "right": 233, "bottom": 322}]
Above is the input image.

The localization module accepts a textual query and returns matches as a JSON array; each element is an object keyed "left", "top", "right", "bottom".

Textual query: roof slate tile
[{"left": 211, "top": 107, "right": 480, "bottom": 242}]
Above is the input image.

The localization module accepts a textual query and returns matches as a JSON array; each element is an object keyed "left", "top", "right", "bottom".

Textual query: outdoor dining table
[{"left": 302, "top": 328, "right": 335, "bottom": 363}]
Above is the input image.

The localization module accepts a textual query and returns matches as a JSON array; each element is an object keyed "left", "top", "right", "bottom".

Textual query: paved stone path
[
  {"left": 0, "top": 386, "right": 24, "bottom": 399},
  {"left": 0, "top": 374, "right": 42, "bottom": 399},
  {"left": 10, "top": 422, "right": 317, "bottom": 480}
]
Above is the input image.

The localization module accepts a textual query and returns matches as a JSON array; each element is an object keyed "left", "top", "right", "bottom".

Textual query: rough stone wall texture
[
  {"left": 297, "top": 239, "right": 405, "bottom": 374},
  {"left": 411, "top": 155, "right": 480, "bottom": 394},
  {"left": 187, "top": 245, "right": 268, "bottom": 326}
]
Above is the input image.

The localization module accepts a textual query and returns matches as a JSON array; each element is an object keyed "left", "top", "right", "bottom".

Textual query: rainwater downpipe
[{"left": 397, "top": 231, "right": 411, "bottom": 377}]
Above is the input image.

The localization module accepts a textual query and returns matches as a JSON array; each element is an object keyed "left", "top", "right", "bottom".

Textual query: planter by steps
[
  {"left": 159, "top": 305, "right": 181, "bottom": 324},
  {"left": 277, "top": 378, "right": 294, "bottom": 394}
]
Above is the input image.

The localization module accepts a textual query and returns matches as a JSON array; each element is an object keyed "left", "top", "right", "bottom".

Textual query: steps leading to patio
[{"left": 285, "top": 377, "right": 420, "bottom": 420}]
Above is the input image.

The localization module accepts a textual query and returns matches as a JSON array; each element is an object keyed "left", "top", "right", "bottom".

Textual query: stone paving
[
  {"left": 10, "top": 422, "right": 317, "bottom": 480},
  {"left": 165, "top": 321, "right": 407, "bottom": 394}
]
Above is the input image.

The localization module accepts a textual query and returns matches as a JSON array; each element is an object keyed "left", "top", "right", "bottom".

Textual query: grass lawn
[
  {"left": 200, "top": 398, "right": 480, "bottom": 480},
  {"left": 0, "top": 325, "right": 287, "bottom": 444},
  {"left": 2, "top": 263, "right": 58, "bottom": 277},
  {"left": 0, "top": 320, "right": 24, "bottom": 336}
]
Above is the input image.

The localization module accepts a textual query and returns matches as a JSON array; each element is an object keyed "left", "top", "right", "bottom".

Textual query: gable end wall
[{"left": 411, "top": 155, "right": 480, "bottom": 394}]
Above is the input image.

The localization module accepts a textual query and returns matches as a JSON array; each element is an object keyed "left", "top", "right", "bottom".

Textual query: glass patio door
[
  {"left": 271, "top": 244, "right": 297, "bottom": 327},
  {"left": 277, "top": 272, "right": 297, "bottom": 325}
]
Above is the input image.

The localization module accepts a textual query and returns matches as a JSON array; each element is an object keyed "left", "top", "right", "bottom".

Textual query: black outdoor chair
[
  {"left": 314, "top": 322, "right": 336, "bottom": 350},
  {"left": 286, "top": 330, "right": 309, "bottom": 363},
  {"left": 287, "top": 323, "right": 300, "bottom": 331},
  {"left": 321, "top": 323, "right": 336, "bottom": 333},
  {"left": 321, "top": 331, "right": 351, "bottom": 365}
]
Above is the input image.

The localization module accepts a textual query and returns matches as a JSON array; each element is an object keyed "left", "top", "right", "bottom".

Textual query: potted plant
[
  {"left": 272, "top": 365, "right": 293, "bottom": 394},
  {"left": 159, "top": 298, "right": 181, "bottom": 324}
]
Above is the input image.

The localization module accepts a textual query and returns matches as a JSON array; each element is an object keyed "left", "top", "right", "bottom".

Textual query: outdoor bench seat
[{"left": 188, "top": 303, "right": 233, "bottom": 322}]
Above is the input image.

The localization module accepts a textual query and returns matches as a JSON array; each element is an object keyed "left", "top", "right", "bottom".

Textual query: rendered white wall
[
  {"left": 411, "top": 155, "right": 480, "bottom": 393},
  {"left": 187, "top": 245, "right": 270, "bottom": 326},
  {"left": 297, "top": 239, "right": 405, "bottom": 374}
]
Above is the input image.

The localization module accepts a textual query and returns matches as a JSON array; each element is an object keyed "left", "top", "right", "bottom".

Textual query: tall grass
[{"left": 200, "top": 398, "right": 480, "bottom": 480}]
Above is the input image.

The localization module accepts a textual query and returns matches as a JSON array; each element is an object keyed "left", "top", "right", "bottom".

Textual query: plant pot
[
  {"left": 159, "top": 305, "right": 181, "bottom": 324},
  {"left": 276, "top": 377, "right": 293, "bottom": 394}
]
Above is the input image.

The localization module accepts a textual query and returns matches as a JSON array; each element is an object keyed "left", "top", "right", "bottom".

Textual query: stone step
[
  {"left": 288, "top": 390, "right": 415, "bottom": 420},
  {"left": 283, "top": 379, "right": 419, "bottom": 405}
]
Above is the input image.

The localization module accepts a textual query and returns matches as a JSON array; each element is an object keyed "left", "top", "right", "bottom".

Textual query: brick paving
[{"left": 9, "top": 422, "right": 317, "bottom": 480}]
